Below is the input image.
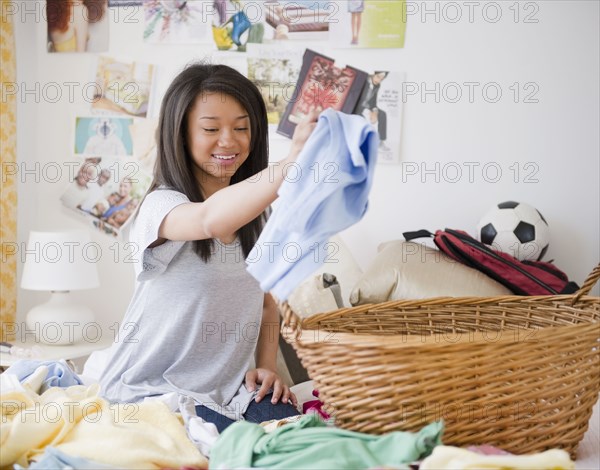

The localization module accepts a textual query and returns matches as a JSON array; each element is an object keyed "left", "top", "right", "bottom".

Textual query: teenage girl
[{"left": 99, "top": 64, "right": 318, "bottom": 432}]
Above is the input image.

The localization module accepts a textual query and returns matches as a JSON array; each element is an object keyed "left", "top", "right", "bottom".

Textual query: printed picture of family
[{"left": 60, "top": 157, "right": 151, "bottom": 236}]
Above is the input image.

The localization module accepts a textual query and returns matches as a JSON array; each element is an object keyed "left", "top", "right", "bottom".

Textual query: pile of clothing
[{"left": 0, "top": 359, "right": 575, "bottom": 469}]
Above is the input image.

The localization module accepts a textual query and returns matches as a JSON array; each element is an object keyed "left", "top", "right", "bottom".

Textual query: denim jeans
[{"left": 195, "top": 393, "right": 299, "bottom": 433}]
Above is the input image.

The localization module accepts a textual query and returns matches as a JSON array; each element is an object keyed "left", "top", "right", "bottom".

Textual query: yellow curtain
[{"left": 1, "top": 5, "right": 17, "bottom": 341}]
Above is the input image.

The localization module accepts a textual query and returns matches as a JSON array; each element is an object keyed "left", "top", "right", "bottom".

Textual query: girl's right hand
[{"left": 288, "top": 108, "right": 320, "bottom": 160}]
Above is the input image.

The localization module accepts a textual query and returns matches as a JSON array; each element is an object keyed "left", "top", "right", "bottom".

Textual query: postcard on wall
[
  {"left": 277, "top": 49, "right": 368, "bottom": 139},
  {"left": 352, "top": 71, "right": 405, "bottom": 164},
  {"left": 329, "top": 0, "right": 406, "bottom": 48},
  {"left": 46, "top": 0, "right": 109, "bottom": 53},
  {"left": 75, "top": 116, "right": 134, "bottom": 157},
  {"left": 143, "top": 0, "right": 210, "bottom": 44},
  {"left": 60, "top": 156, "right": 152, "bottom": 237},
  {"left": 130, "top": 117, "right": 158, "bottom": 176},
  {"left": 92, "top": 56, "right": 155, "bottom": 118},
  {"left": 262, "top": 0, "right": 334, "bottom": 42},
  {"left": 247, "top": 44, "right": 303, "bottom": 129},
  {"left": 210, "top": 1, "right": 265, "bottom": 53}
]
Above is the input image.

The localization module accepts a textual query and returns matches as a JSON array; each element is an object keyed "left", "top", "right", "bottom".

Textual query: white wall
[{"left": 12, "top": 0, "right": 599, "bottom": 334}]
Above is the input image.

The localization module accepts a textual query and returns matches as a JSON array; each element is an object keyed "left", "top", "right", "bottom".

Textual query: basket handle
[
  {"left": 571, "top": 263, "right": 600, "bottom": 306},
  {"left": 278, "top": 301, "right": 303, "bottom": 341}
]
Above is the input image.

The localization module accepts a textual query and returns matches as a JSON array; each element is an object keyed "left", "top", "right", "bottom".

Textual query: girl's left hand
[{"left": 245, "top": 368, "right": 298, "bottom": 407}]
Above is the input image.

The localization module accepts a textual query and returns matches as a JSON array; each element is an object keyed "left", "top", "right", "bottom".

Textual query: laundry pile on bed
[
  {"left": 0, "top": 360, "right": 206, "bottom": 469},
  {"left": 0, "top": 359, "right": 575, "bottom": 469}
]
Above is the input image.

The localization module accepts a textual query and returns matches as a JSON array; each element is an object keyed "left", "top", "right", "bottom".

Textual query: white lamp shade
[{"left": 21, "top": 230, "right": 100, "bottom": 291}]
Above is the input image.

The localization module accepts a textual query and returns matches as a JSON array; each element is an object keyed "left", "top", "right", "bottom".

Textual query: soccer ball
[{"left": 477, "top": 201, "right": 550, "bottom": 261}]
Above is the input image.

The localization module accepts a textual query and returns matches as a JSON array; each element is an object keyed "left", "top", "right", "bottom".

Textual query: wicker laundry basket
[{"left": 279, "top": 264, "right": 600, "bottom": 458}]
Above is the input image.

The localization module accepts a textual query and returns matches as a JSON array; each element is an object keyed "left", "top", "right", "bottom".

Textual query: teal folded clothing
[{"left": 209, "top": 414, "right": 443, "bottom": 469}]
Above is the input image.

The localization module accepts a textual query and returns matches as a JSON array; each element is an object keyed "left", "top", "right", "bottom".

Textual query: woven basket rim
[
  {"left": 307, "top": 293, "right": 600, "bottom": 312},
  {"left": 282, "top": 294, "right": 600, "bottom": 348},
  {"left": 284, "top": 319, "right": 599, "bottom": 348},
  {"left": 299, "top": 293, "right": 600, "bottom": 323}
]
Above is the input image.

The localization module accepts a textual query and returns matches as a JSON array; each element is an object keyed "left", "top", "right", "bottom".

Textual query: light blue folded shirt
[
  {"left": 5, "top": 359, "right": 82, "bottom": 391},
  {"left": 247, "top": 109, "right": 377, "bottom": 300},
  {"left": 15, "top": 447, "right": 115, "bottom": 469}
]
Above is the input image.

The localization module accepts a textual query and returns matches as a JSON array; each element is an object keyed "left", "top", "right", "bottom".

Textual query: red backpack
[{"left": 403, "top": 229, "right": 579, "bottom": 296}]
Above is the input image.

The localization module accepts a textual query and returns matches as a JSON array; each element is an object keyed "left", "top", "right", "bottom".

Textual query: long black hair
[{"left": 149, "top": 63, "right": 269, "bottom": 261}]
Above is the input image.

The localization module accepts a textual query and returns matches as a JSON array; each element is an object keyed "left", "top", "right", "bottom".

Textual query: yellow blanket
[
  {"left": 1, "top": 383, "right": 207, "bottom": 469},
  {"left": 420, "top": 445, "right": 574, "bottom": 470}
]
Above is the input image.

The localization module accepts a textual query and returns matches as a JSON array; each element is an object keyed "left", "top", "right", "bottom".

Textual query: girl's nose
[{"left": 218, "top": 129, "right": 235, "bottom": 148}]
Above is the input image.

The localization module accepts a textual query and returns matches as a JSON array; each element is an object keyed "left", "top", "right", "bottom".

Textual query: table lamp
[{"left": 21, "top": 230, "right": 100, "bottom": 345}]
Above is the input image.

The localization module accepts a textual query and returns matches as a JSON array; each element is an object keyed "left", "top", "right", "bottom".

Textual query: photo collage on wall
[
  {"left": 138, "top": 1, "right": 406, "bottom": 51},
  {"left": 59, "top": 56, "right": 157, "bottom": 238},
  {"left": 51, "top": 0, "right": 407, "bottom": 235}
]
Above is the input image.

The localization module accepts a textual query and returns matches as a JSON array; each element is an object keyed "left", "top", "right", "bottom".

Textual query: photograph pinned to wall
[
  {"left": 329, "top": 0, "right": 406, "bottom": 48},
  {"left": 60, "top": 156, "right": 152, "bottom": 238},
  {"left": 263, "top": 0, "right": 334, "bottom": 41},
  {"left": 211, "top": 0, "right": 266, "bottom": 52},
  {"left": 277, "top": 49, "right": 368, "bottom": 139},
  {"left": 353, "top": 71, "right": 405, "bottom": 164},
  {"left": 75, "top": 116, "right": 134, "bottom": 157},
  {"left": 46, "top": 0, "right": 109, "bottom": 53},
  {"left": 130, "top": 117, "right": 159, "bottom": 176},
  {"left": 91, "top": 56, "right": 155, "bottom": 118},
  {"left": 247, "top": 44, "right": 303, "bottom": 133},
  {"left": 144, "top": 0, "right": 211, "bottom": 44}
]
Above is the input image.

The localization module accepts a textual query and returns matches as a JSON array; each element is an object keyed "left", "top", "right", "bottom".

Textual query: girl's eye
[
  {"left": 235, "top": 127, "right": 248, "bottom": 131},
  {"left": 203, "top": 128, "right": 218, "bottom": 132}
]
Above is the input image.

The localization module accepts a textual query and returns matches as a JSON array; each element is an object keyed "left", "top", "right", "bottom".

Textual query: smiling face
[
  {"left": 107, "top": 192, "right": 120, "bottom": 205},
  {"left": 75, "top": 164, "right": 94, "bottom": 188},
  {"left": 118, "top": 178, "right": 132, "bottom": 198},
  {"left": 186, "top": 92, "right": 252, "bottom": 191},
  {"left": 98, "top": 169, "right": 111, "bottom": 186}
]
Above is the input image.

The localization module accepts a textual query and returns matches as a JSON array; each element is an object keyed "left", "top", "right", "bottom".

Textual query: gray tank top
[{"left": 99, "top": 189, "right": 264, "bottom": 419}]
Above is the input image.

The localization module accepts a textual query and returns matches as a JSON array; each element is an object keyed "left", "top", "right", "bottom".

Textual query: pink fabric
[
  {"left": 302, "top": 390, "right": 330, "bottom": 419},
  {"left": 466, "top": 444, "right": 512, "bottom": 456}
]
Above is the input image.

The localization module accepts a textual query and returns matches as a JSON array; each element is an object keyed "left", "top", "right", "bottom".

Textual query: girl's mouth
[{"left": 212, "top": 153, "right": 238, "bottom": 165}]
